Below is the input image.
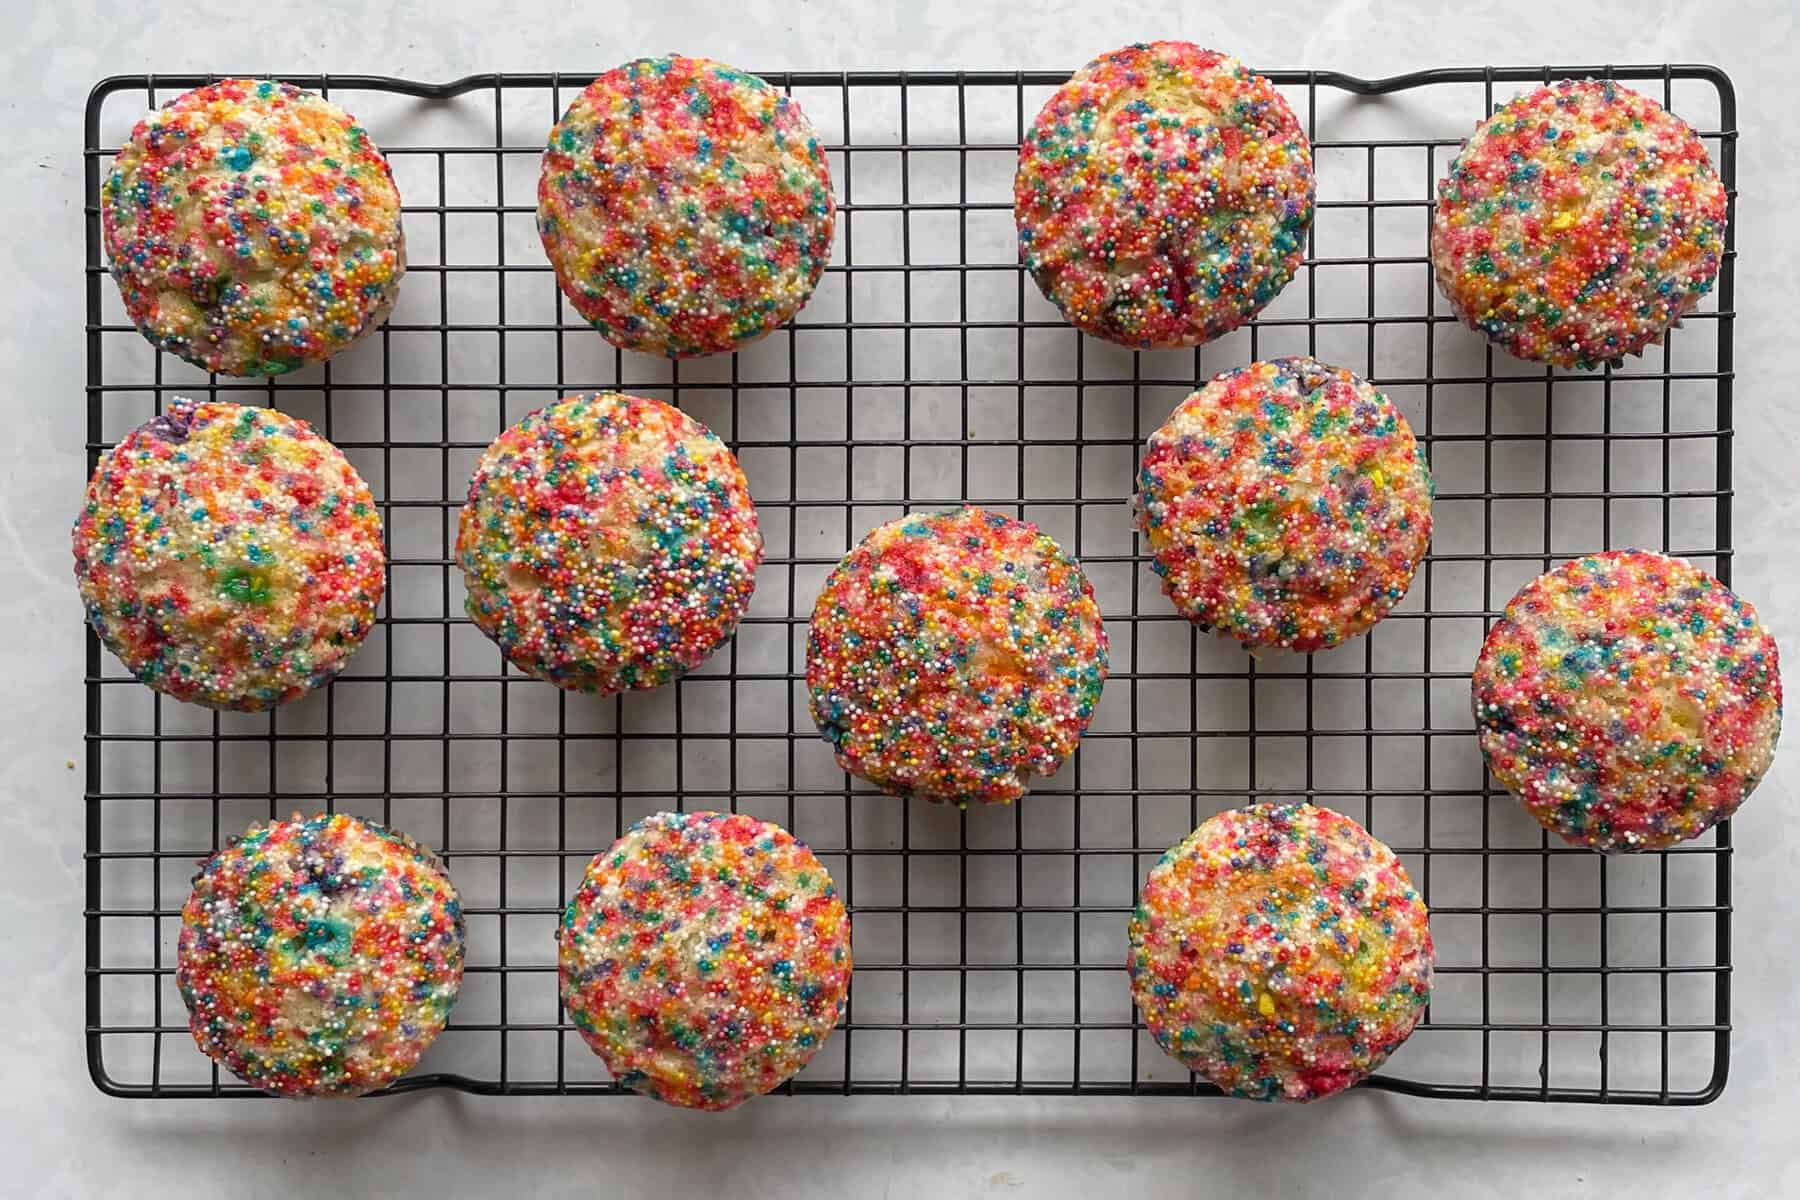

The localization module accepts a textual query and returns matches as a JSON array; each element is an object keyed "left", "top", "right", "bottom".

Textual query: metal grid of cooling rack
[{"left": 83, "top": 63, "right": 1736, "bottom": 1103}]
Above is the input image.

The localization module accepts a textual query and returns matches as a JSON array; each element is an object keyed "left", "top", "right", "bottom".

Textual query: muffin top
[
  {"left": 1136, "top": 358, "right": 1432, "bottom": 652},
  {"left": 559, "top": 811, "right": 851, "bottom": 1110},
  {"left": 73, "top": 398, "right": 385, "bottom": 710},
  {"left": 538, "top": 55, "right": 835, "bottom": 357},
  {"left": 456, "top": 393, "right": 762, "bottom": 694},
  {"left": 102, "top": 78, "right": 406, "bottom": 376},
  {"left": 1129, "top": 802, "right": 1433, "bottom": 1101},
  {"left": 806, "top": 507, "right": 1108, "bottom": 805},
  {"left": 177, "top": 813, "right": 465, "bottom": 1097},
  {"left": 1432, "top": 79, "right": 1726, "bottom": 369},
  {"left": 1015, "top": 42, "right": 1313, "bottom": 348},
  {"left": 1473, "top": 550, "right": 1780, "bottom": 851}
]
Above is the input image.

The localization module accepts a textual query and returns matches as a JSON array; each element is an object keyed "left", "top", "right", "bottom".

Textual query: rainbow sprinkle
[
  {"left": 1135, "top": 357, "right": 1432, "bottom": 652},
  {"left": 1015, "top": 42, "right": 1314, "bottom": 349},
  {"left": 72, "top": 398, "right": 385, "bottom": 711},
  {"left": 1129, "top": 802, "right": 1433, "bottom": 1102},
  {"left": 456, "top": 393, "right": 762, "bottom": 694},
  {"left": 538, "top": 55, "right": 835, "bottom": 358},
  {"left": 559, "top": 811, "right": 852, "bottom": 1111},
  {"left": 102, "top": 78, "right": 406, "bottom": 376},
  {"left": 806, "top": 507, "right": 1108, "bottom": 806},
  {"left": 1473, "top": 551, "right": 1781, "bottom": 852},
  {"left": 177, "top": 813, "right": 465, "bottom": 1098},
  {"left": 1432, "top": 79, "right": 1726, "bottom": 370}
]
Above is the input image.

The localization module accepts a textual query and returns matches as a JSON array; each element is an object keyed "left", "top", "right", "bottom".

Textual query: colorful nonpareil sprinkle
[
  {"left": 1473, "top": 551, "right": 1781, "bottom": 852},
  {"left": 72, "top": 398, "right": 385, "bottom": 711},
  {"left": 559, "top": 811, "right": 851, "bottom": 1111},
  {"left": 538, "top": 55, "right": 835, "bottom": 358},
  {"left": 1015, "top": 42, "right": 1314, "bottom": 349},
  {"left": 1432, "top": 79, "right": 1726, "bottom": 370},
  {"left": 806, "top": 507, "right": 1108, "bottom": 806},
  {"left": 102, "top": 78, "right": 406, "bottom": 376},
  {"left": 1129, "top": 802, "right": 1433, "bottom": 1102},
  {"left": 176, "top": 813, "right": 465, "bottom": 1098},
  {"left": 456, "top": 393, "right": 762, "bottom": 694},
  {"left": 1135, "top": 357, "right": 1432, "bottom": 653}
]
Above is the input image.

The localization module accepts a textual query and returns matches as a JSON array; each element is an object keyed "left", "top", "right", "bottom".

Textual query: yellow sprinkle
[{"left": 1258, "top": 992, "right": 1276, "bottom": 1017}]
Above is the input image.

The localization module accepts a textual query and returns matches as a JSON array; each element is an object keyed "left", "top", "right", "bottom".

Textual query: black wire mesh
[{"left": 83, "top": 63, "right": 1736, "bottom": 1103}]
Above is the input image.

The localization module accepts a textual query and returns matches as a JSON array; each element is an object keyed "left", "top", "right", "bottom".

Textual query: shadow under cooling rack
[{"left": 83, "top": 63, "right": 1736, "bottom": 1104}]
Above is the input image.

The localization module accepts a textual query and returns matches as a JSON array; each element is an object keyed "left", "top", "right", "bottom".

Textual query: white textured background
[{"left": 5, "top": 1, "right": 1798, "bottom": 1196}]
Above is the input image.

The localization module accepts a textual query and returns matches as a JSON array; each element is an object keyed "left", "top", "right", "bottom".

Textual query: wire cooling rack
[{"left": 83, "top": 63, "right": 1737, "bottom": 1104}]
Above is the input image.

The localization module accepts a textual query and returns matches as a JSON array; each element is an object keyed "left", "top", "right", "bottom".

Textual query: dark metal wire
[{"left": 83, "top": 64, "right": 1737, "bottom": 1104}]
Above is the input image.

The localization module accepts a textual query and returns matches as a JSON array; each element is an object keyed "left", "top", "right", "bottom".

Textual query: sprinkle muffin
[
  {"left": 1473, "top": 551, "right": 1781, "bottom": 851},
  {"left": 456, "top": 393, "right": 762, "bottom": 694},
  {"left": 1015, "top": 42, "right": 1314, "bottom": 349},
  {"left": 1135, "top": 357, "right": 1433, "bottom": 652},
  {"left": 538, "top": 55, "right": 835, "bottom": 357},
  {"left": 73, "top": 398, "right": 385, "bottom": 710},
  {"left": 177, "top": 813, "right": 465, "bottom": 1098},
  {"left": 102, "top": 78, "right": 406, "bottom": 376},
  {"left": 806, "top": 507, "right": 1109, "bottom": 806},
  {"left": 1431, "top": 79, "right": 1727, "bottom": 369},
  {"left": 559, "top": 810, "right": 852, "bottom": 1110},
  {"left": 1129, "top": 801, "right": 1434, "bottom": 1102}
]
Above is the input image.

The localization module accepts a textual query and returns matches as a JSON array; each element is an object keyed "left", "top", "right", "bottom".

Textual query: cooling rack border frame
[{"left": 82, "top": 62, "right": 1738, "bottom": 1105}]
